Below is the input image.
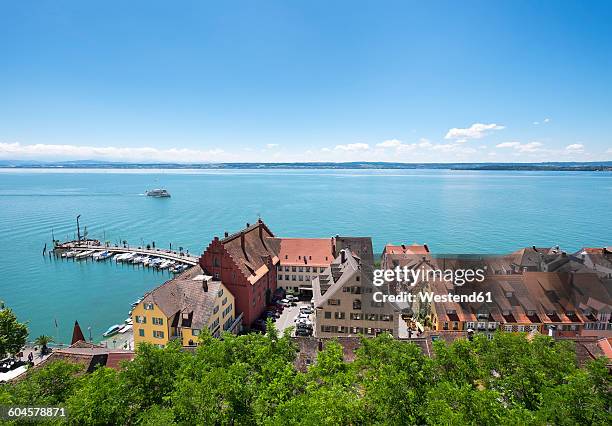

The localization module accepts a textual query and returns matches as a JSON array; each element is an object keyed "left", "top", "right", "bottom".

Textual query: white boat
[
  {"left": 120, "top": 253, "right": 136, "bottom": 262},
  {"left": 150, "top": 258, "right": 163, "bottom": 267},
  {"left": 118, "top": 324, "right": 133, "bottom": 334},
  {"left": 145, "top": 188, "right": 171, "bottom": 198},
  {"left": 158, "top": 260, "right": 174, "bottom": 269},
  {"left": 75, "top": 250, "right": 95, "bottom": 259},
  {"left": 124, "top": 318, "right": 133, "bottom": 325},
  {"left": 142, "top": 257, "right": 152, "bottom": 266},
  {"left": 131, "top": 255, "right": 145, "bottom": 264},
  {"left": 61, "top": 250, "right": 76, "bottom": 258},
  {"left": 102, "top": 324, "right": 122, "bottom": 337},
  {"left": 93, "top": 251, "right": 111, "bottom": 261}
]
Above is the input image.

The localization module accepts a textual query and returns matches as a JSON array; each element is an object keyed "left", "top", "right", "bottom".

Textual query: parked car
[
  {"left": 295, "top": 313, "right": 310, "bottom": 321},
  {"left": 300, "top": 306, "right": 314, "bottom": 314},
  {"left": 295, "top": 327, "right": 312, "bottom": 336},
  {"left": 279, "top": 298, "right": 290, "bottom": 306}
]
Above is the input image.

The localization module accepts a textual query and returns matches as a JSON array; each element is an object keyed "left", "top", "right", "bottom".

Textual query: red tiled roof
[
  {"left": 268, "top": 238, "right": 334, "bottom": 267},
  {"left": 384, "top": 244, "right": 430, "bottom": 255}
]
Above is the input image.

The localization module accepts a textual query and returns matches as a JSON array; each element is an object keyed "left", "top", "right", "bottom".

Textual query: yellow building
[{"left": 132, "top": 266, "right": 240, "bottom": 347}]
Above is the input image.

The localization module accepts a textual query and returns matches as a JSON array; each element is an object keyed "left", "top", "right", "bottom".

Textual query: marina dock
[{"left": 52, "top": 239, "right": 198, "bottom": 271}]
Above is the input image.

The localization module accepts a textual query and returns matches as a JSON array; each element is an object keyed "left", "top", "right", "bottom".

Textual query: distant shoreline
[{"left": 1, "top": 160, "right": 611, "bottom": 172}]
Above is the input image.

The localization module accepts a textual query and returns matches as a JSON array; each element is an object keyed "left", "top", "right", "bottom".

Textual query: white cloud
[
  {"left": 496, "top": 141, "right": 544, "bottom": 153},
  {"left": 496, "top": 142, "right": 521, "bottom": 148},
  {"left": 565, "top": 144, "right": 584, "bottom": 152},
  {"left": 444, "top": 123, "right": 505, "bottom": 141},
  {"left": 543, "top": 118, "right": 551, "bottom": 123},
  {"left": 376, "top": 139, "right": 402, "bottom": 148},
  {"left": 334, "top": 143, "right": 370, "bottom": 151},
  {"left": 265, "top": 143, "right": 279, "bottom": 149},
  {"left": 0, "top": 142, "right": 227, "bottom": 163},
  {"left": 533, "top": 118, "right": 550, "bottom": 125}
]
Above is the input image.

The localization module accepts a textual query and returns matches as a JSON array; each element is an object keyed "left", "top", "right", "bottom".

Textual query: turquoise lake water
[{"left": 0, "top": 168, "right": 610, "bottom": 342}]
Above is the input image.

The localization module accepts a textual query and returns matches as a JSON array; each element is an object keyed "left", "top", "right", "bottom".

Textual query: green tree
[
  {"left": 34, "top": 335, "right": 54, "bottom": 355},
  {"left": 0, "top": 307, "right": 28, "bottom": 357},
  {"left": 6, "top": 361, "right": 82, "bottom": 405},
  {"left": 67, "top": 366, "right": 129, "bottom": 424}
]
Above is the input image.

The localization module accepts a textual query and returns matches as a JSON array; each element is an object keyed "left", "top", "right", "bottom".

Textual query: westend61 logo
[{"left": 371, "top": 265, "right": 492, "bottom": 304}]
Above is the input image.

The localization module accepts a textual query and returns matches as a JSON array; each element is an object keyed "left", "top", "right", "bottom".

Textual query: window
[
  {"left": 353, "top": 299, "right": 362, "bottom": 310},
  {"left": 139, "top": 329, "right": 145, "bottom": 337},
  {"left": 305, "top": 267, "right": 310, "bottom": 272},
  {"left": 144, "top": 303, "right": 154, "bottom": 310},
  {"left": 350, "top": 313, "right": 362, "bottom": 320},
  {"left": 218, "top": 288, "right": 224, "bottom": 297},
  {"left": 356, "top": 276, "right": 360, "bottom": 281},
  {"left": 213, "top": 257, "right": 219, "bottom": 267},
  {"left": 334, "top": 312, "right": 346, "bottom": 320},
  {"left": 366, "top": 314, "right": 378, "bottom": 321},
  {"left": 324, "top": 311, "right": 332, "bottom": 319},
  {"left": 380, "top": 314, "right": 392, "bottom": 322},
  {"left": 214, "top": 272, "right": 220, "bottom": 279},
  {"left": 222, "top": 297, "right": 227, "bottom": 305},
  {"left": 292, "top": 266, "right": 296, "bottom": 272},
  {"left": 298, "top": 275, "right": 303, "bottom": 281},
  {"left": 292, "top": 275, "right": 296, "bottom": 281},
  {"left": 192, "top": 329, "right": 200, "bottom": 336},
  {"left": 213, "top": 305, "right": 219, "bottom": 314},
  {"left": 152, "top": 317, "right": 163, "bottom": 325},
  {"left": 136, "top": 315, "right": 146, "bottom": 324},
  {"left": 328, "top": 299, "right": 340, "bottom": 306},
  {"left": 285, "top": 266, "right": 289, "bottom": 272},
  {"left": 285, "top": 275, "right": 289, "bottom": 280},
  {"left": 298, "top": 267, "right": 303, "bottom": 272},
  {"left": 153, "top": 330, "right": 165, "bottom": 339}
]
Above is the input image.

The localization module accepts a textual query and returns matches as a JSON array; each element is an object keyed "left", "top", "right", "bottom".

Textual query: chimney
[
  {"left": 424, "top": 244, "right": 429, "bottom": 253},
  {"left": 532, "top": 245, "right": 537, "bottom": 251},
  {"left": 246, "top": 222, "right": 250, "bottom": 228},
  {"left": 340, "top": 250, "right": 346, "bottom": 263},
  {"left": 548, "top": 325, "right": 556, "bottom": 337},
  {"left": 401, "top": 244, "right": 406, "bottom": 250},
  {"left": 214, "top": 236, "right": 219, "bottom": 242},
  {"left": 224, "top": 231, "right": 229, "bottom": 238},
  {"left": 203, "top": 280, "right": 208, "bottom": 292}
]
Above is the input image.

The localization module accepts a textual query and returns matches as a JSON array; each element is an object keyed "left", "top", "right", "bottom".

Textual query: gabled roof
[
  {"left": 141, "top": 266, "right": 225, "bottom": 329},
  {"left": 333, "top": 236, "right": 374, "bottom": 266},
  {"left": 219, "top": 219, "right": 277, "bottom": 283}
]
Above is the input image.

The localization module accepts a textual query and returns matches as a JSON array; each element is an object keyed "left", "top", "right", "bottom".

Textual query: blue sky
[{"left": 0, "top": 1, "right": 611, "bottom": 163}]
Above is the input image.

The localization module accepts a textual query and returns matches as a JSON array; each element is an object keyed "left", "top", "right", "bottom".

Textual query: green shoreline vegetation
[{"left": 1, "top": 320, "right": 610, "bottom": 425}]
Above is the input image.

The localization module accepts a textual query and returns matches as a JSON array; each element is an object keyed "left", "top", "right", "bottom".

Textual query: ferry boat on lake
[{"left": 145, "top": 188, "right": 171, "bottom": 198}]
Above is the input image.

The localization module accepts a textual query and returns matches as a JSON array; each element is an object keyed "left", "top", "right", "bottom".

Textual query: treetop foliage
[{"left": 1, "top": 324, "right": 609, "bottom": 425}]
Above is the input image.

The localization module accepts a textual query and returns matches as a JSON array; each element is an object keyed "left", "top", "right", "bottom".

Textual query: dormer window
[
  {"left": 527, "top": 310, "right": 536, "bottom": 316},
  {"left": 505, "top": 291, "right": 513, "bottom": 298},
  {"left": 447, "top": 309, "right": 456, "bottom": 314}
]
